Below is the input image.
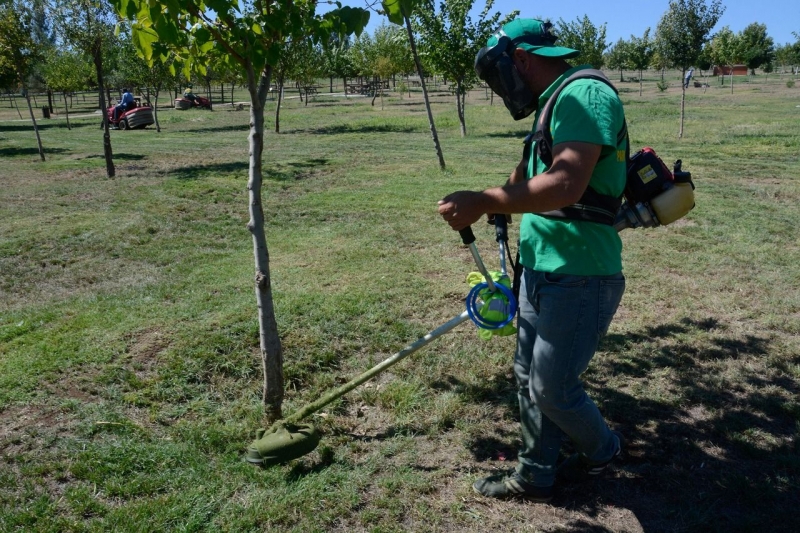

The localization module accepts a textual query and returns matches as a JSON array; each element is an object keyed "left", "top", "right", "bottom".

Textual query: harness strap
[{"left": 524, "top": 69, "right": 628, "bottom": 226}]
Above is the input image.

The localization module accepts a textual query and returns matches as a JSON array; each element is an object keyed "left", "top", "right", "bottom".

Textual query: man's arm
[{"left": 438, "top": 141, "right": 602, "bottom": 230}]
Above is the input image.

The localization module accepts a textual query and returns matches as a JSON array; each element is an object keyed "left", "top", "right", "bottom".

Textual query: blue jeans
[{"left": 514, "top": 267, "right": 625, "bottom": 487}]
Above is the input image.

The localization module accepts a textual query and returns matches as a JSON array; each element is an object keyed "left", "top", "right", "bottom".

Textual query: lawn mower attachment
[{"left": 245, "top": 220, "right": 518, "bottom": 467}]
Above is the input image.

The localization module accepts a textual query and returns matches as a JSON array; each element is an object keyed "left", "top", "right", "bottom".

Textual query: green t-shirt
[{"left": 519, "top": 66, "right": 626, "bottom": 276}]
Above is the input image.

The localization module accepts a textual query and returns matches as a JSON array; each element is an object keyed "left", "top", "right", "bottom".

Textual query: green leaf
[
  {"left": 251, "top": 22, "right": 262, "bottom": 35},
  {"left": 381, "top": 0, "right": 416, "bottom": 26},
  {"left": 132, "top": 24, "right": 160, "bottom": 63}
]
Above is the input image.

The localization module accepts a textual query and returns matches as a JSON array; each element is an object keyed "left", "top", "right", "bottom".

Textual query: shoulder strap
[
  {"left": 533, "top": 69, "right": 619, "bottom": 169},
  {"left": 524, "top": 69, "right": 628, "bottom": 226}
]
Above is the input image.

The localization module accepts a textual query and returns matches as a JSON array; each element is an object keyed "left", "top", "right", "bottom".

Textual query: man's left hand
[{"left": 437, "top": 191, "right": 486, "bottom": 231}]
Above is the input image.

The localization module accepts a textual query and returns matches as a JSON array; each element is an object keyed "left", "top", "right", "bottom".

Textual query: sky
[{"left": 338, "top": 0, "right": 798, "bottom": 46}]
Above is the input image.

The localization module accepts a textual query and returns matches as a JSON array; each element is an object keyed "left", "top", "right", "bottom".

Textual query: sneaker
[
  {"left": 557, "top": 430, "right": 624, "bottom": 483},
  {"left": 473, "top": 470, "right": 553, "bottom": 502}
]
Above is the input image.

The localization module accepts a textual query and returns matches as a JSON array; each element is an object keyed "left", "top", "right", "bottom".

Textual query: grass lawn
[{"left": 1, "top": 73, "right": 799, "bottom": 532}]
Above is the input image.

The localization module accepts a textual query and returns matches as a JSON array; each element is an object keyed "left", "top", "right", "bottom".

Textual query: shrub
[
  {"left": 657, "top": 80, "right": 669, "bottom": 92},
  {"left": 787, "top": 80, "right": 795, "bottom": 89}
]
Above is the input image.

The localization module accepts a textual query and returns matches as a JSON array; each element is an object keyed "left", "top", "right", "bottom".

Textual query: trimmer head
[{"left": 245, "top": 423, "right": 320, "bottom": 466}]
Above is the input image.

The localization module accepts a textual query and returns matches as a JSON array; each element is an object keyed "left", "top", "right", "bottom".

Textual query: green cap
[{"left": 488, "top": 19, "right": 580, "bottom": 59}]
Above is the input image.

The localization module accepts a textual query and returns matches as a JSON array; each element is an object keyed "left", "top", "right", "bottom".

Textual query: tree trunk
[
  {"left": 245, "top": 61, "right": 284, "bottom": 423},
  {"left": 23, "top": 87, "right": 45, "bottom": 162},
  {"left": 93, "top": 41, "right": 115, "bottom": 179},
  {"left": 456, "top": 81, "right": 466, "bottom": 137},
  {"left": 639, "top": 69, "right": 643, "bottom": 96},
  {"left": 679, "top": 73, "right": 686, "bottom": 139},
  {"left": 63, "top": 92, "right": 71, "bottom": 130},
  {"left": 403, "top": 13, "right": 445, "bottom": 170},
  {"left": 275, "top": 75, "right": 283, "bottom": 133},
  {"left": 231, "top": 83, "right": 234, "bottom": 105},
  {"left": 730, "top": 68, "right": 734, "bottom": 94},
  {"left": 47, "top": 89, "right": 53, "bottom": 113},
  {"left": 9, "top": 91, "right": 22, "bottom": 119},
  {"left": 153, "top": 86, "right": 161, "bottom": 133}
]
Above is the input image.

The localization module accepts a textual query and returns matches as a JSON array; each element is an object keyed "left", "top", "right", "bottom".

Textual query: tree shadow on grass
[
  {"left": 82, "top": 153, "right": 147, "bottom": 161},
  {"left": 168, "top": 158, "right": 329, "bottom": 181},
  {"left": 545, "top": 317, "right": 798, "bottom": 531},
  {"left": 183, "top": 124, "right": 248, "bottom": 134},
  {"left": 484, "top": 130, "right": 529, "bottom": 139},
  {"left": 0, "top": 121, "right": 97, "bottom": 132},
  {"left": 289, "top": 124, "right": 417, "bottom": 135},
  {"left": 427, "top": 317, "right": 799, "bottom": 531},
  {"left": 0, "top": 147, "right": 69, "bottom": 157}
]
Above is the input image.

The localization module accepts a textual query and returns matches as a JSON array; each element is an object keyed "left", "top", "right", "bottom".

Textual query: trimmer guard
[{"left": 245, "top": 423, "right": 320, "bottom": 466}]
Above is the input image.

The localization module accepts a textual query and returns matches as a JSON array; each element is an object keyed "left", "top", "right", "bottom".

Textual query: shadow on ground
[
  {"left": 444, "top": 317, "right": 799, "bottom": 532},
  {"left": 0, "top": 147, "right": 70, "bottom": 157},
  {"left": 0, "top": 121, "right": 98, "bottom": 132},
  {"left": 291, "top": 124, "right": 418, "bottom": 135},
  {"left": 167, "top": 158, "right": 329, "bottom": 181}
]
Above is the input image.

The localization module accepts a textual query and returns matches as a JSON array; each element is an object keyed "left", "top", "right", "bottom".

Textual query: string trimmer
[{"left": 246, "top": 219, "right": 517, "bottom": 466}]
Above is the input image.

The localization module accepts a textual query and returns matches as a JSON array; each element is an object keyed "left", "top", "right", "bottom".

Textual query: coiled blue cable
[{"left": 465, "top": 281, "right": 517, "bottom": 330}]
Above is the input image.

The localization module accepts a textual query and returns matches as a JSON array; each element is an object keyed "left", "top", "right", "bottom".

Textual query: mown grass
[{"left": 1, "top": 74, "right": 799, "bottom": 532}]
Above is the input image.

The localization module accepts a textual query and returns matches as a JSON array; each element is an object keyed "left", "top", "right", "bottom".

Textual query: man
[
  {"left": 684, "top": 67, "right": 694, "bottom": 88},
  {"left": 112, "top": 88, "right": 135, "bottom": 124},
  {"left": 438, "top": 18, "right": 626, "bottom": 501}
]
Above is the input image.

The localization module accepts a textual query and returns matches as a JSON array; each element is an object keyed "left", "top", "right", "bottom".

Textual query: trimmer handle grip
[
  {"left": 459, "top": 227, "right": 476, "bottom": 245},
  {"left": 492, "top": 214, "right": 509, "bottom": 243}
]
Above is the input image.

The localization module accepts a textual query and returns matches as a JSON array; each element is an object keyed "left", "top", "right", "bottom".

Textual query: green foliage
[
  {"left": 788, "top": 79, "right": 795, "bottom": 88},
  {"left": 0, "top": 1, "right": 46, "bottom": 84},
  {"left": 709, "top": 26, "right": 745, "bottom": 70},
  {"left": 657, "top": 79, "right": 669, "bottom": 91},
  {"left": 413, "top": 0, "right": 517, "bottom": 92},
  {"left": 110, "top": 0, "right": 369, "bottom": 81},
  {"left": 628, "top": 28, "right": 655, "bottom": 72},
  {"left": 41, "top": 49, "right": 92, "bottom": 95},
  {"left": 739, "top": 22, "right": 775, "bottom": 73},
  {"left": 557, "top": 15, "right": 608, "bottom": 69},
  {"left": 605, "top": 38, "right": 632, "bottom": 77},
  {"left": 655, "top": 0, "right": 724, "bottom": 70}
]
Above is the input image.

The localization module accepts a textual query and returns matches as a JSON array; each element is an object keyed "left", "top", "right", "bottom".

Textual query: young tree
[
  {"left": 54, "top": 0, "right": 120, "bottom": 178},
  {"left": 709, "top": 26, "right": 744, "bottom": 93},
  {"left": 739, "top": 22, "right": 775, "bottom": 76},
  {"left": 291, "top": 40, "right": 324, "bottom": 106},
  {"left": 413, "top": 0, "right": 516, "bottom": 137},
  {"left": 383, "top": 0, "right": 446, "bottom": 169},
  {"left": 557, "top": 15, "right": 607, "bottom": 69},
  {"left": 113, "top": 0, "right": 369, "bottom": 422},
  {"left": 628, "top": 28, "right": 654, "bottom": 96},
  {"left": 42, "top": 49, "right": 91, "bottom": 129},
  {"left": 605, "top": 38, "right": 631, "bottom": 82},
  {"left": 655, "top": 0, "right": 724, "bottom": 138},
  {"left": 0, "top": 1, "right": 47, "bottom": 161}
]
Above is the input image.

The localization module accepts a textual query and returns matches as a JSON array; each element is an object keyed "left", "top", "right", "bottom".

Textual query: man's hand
[{"left": 437, "top": 191, "right": 487, "bottom": 231}]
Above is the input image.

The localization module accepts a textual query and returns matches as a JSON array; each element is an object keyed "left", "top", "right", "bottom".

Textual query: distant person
[
  {"left": 183, "top": 85, "right": 197, "bottom": 104},
  {"left": 113, "top": 88, "right": 135, "bottom": 123},
  {"left": 684, "top": 68, "right": 694, "bottom": 88}
]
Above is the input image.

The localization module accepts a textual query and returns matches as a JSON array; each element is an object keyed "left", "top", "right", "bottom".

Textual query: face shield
[{"left": 474, "top": 35, "right": 537, "bottom": 121}]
